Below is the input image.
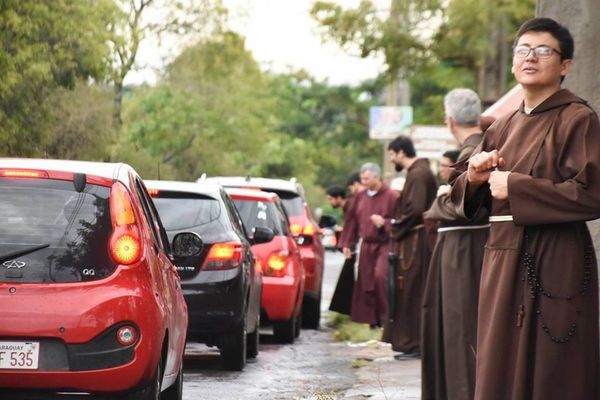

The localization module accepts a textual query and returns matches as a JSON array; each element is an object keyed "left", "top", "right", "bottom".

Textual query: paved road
[{"left": 182, "top": 251, "right": 422, "bottom": 400}]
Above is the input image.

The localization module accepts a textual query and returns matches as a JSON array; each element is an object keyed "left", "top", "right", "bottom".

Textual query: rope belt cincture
[
  {"left": 437, "top": 223, "right": 491, "bottom": 233},
  {"left": 489, "top": 215, "right": 514, "bottom": 223}
]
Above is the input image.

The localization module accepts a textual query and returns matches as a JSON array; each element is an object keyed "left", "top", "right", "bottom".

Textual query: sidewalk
[{"left": 335, "top": 340, "right": 421, "bottom": 400}]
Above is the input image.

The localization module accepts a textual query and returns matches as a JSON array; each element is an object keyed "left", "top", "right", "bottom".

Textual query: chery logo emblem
[{"left": 2, "top": 260, "right": 26, "bottom": 269}]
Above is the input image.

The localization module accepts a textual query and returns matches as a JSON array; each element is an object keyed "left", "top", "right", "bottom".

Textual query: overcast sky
[{"left": 126, "top": 0, "right": 388, "bottom": 86}]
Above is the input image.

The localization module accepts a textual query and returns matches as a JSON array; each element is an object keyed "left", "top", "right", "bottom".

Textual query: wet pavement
[{"left": 182, "top": 251, "right": 422, "bottom": 400}]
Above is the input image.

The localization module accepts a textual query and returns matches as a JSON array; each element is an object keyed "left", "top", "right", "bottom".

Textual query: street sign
[
  {"left": 369, "top": 106, "right": 413, "bottom": 140},
  {"left": 408, "top": 125, "right": 458, "bottom": 160}
]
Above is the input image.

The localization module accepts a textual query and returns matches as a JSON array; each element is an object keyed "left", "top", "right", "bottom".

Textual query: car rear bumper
[
  {"left": 261, "top": 276, "right": 299, "bottom": 321},
  {"left": 0, "top": 324, "right": 162, "bottom": 393},
  {"left": 0, "top": 273, "right": 185, "bottom": 394},
  {"left": 183, "top": 269, "right": 246, "bottom": 337},
  {"left": 299, "top": 246, "right": 322, "bottom": 297}
]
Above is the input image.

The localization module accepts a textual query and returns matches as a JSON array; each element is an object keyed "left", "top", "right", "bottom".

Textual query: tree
[
  {"left": 433, "top": 0, "right": 535, "bottom": 103},
  {"left": 44, "top": 82, "right": 114, "bottom": 161},
  {"left": 267, "top": 72, "right": 383, "bottom": 189},
  {"left": 118, "top": 31, "right": 278, "bottom": 180},
  {"left": 310, "top": 0, "right": 441, "bottom": 84},
  {"left": 108, "top": 0, "right": 227, "bottom": 129},
  {"left": 0, "top": 0, "right": 114, "bottom": 156}
]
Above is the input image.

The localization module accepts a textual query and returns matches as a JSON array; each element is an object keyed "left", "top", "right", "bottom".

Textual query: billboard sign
[{"left": 369, "top": 106, "right": 413, "bottom": 140}]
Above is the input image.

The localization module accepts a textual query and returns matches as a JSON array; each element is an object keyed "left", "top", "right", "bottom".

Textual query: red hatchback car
[
  {"left": 0, "top": 159, "right": 197, "bottom": 399},
  {"left": 227, "top": 188, "right": 304, "bottom": 343},
  {"left": 202, "top": 176, "right": 325, "bottom": 329}
]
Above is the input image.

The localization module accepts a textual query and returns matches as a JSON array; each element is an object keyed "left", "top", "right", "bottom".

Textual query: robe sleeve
[
  {"left": 391, "top": 167, "right": 436, "bottom": 240},
  {"left": 450, "top": 136, "right": 492, "bottom": 221},
  {"left": 338, "top": 194, "right": 359, "bottom": 249},
  {"left": 509, "top": 108, "right": 600, "bottom": 225}
]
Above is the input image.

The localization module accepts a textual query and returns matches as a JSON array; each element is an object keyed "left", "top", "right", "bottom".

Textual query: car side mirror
[
  {"left": 172, "top": 232, "right": 203, "bottom": 257},
  {"left": 319, "top": 214, "right": 337, "bottom": 228},
  {"left": 251, "top": 227, "right": 274, "bottom": 244}
]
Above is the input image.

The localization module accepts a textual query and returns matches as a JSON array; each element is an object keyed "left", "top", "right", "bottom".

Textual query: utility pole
[
  {"left": 382, "top": 0, "right": 411, "bottom": 183},
  {"left": 537, "top": 0, "right": 600, "bottom": 257}
]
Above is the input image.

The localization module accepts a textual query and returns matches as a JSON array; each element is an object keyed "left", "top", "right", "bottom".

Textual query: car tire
[
  {"left": 294, "top": 307, "right": 301, "bottom": 339},
  {"left": 273, "top": 316, "right": 296, "bottom": 344},
  {"left": 161, "top": 360, "right": 183, "bottom": 400},
  {"left": 128, "top": 357, "right": 162, "bottom": 400},
  {"left": 246, "top": 313, "right": 260, "bottom": 359},
  {"left": 221, "top": 323, "right": 247, "bottom": 371},
  {"left": 302, "top": 291, "right": 321, "bottom": 330}
]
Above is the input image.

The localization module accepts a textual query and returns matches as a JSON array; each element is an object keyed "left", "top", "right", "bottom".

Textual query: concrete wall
[{"left": 537, "top": 0, "right": 600, "bottom": 257}]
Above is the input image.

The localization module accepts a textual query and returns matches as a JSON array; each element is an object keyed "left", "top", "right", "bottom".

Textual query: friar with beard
[{"left": 378, "top": 135, "right": 438, "bottom": 355}]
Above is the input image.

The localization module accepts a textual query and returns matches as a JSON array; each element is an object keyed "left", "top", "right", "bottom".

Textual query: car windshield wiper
[{"left": 0, "top": 244, "right": 50, "bottom": 264}]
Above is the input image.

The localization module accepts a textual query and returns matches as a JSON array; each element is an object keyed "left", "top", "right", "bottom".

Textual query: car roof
[
  {"left": 200, "top": 176, "right": 303, "bottom": 196},
  {"left": 144, "top": 179, "right": 224, "bottom": 199},
  {"left": 0, "top": 157, "right": 133, "bottom": 182},
  {"left": 226, "top": 187, "right": 278, "bottom": 202}
]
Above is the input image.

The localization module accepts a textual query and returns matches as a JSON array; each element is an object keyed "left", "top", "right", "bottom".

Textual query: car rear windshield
[
  {"left": 152, "top": 192, "right": 232, "bottom": 243},
  {"left": 233, "top": 199, "right": 285, "bottom": 237},
  {"left": 269, "top": 190, "right": 304, "bottom": 217},
  {"left": 0, "top": 178, "right": 115, "bottom": 283}
]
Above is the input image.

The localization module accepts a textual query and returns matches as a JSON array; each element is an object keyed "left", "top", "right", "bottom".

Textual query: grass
[{"left": 328, "top": 312, "right": 383, "bottom": 343}]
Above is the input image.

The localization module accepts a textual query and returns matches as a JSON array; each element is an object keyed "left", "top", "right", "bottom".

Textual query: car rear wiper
[{"left": 0, "top": 244, "right": 50, "bottom": 264}]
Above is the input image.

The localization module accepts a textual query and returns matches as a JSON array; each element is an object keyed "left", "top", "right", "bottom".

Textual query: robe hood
[{"left": 520, "top": 89, "right": 587, "bottom": 114}]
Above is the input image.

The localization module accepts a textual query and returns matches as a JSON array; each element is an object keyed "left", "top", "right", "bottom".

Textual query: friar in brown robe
[
  {"left": 451, "top": 18, "right": 600, "bottom": 400},
  {"left": 327, "top": 176, "right": 364, "bottom": 315},
  {"left": 380, "top": 135, "right": 437, "bottom": 353},
  {"left": 421, "top": 89, "right": 490, "bottom": 400},
  {"left": 340, "top": 163, "right": 398, "bottom": 325}
]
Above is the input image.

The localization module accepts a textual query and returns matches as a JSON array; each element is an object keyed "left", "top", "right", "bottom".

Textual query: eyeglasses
[{"left": 513, "top": 45, "right": 561, "bottom": 59}]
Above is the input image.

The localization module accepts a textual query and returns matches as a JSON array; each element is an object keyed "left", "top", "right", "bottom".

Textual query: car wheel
[
  {"left": 302, "top": 291, "right": 321, "bottom": 330},
  {"left": 246, "top": 313, "right": 260, "bottom": 359},
  {"left": 221, "top": 323, "right": 247, "bottom": 371},
  {"left": 273, "top": 316, "right": 296, "bottom": 344},
  {"left": 129, "top": 357, "right": 162, "bottom": 400},
  {"left": 161, "top": 361, "right": 183, "bottom": 400}
]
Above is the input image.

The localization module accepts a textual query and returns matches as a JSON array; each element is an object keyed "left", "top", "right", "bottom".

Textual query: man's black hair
[
  {"left": 345, "top": 172, "right": 361, "bottom": 188},
  {"left": 442, "top": 150, "right": 460, "bottom": 163},
  {"left": 514, "top": 17, "right": 574, "bottom": 61},
  {"left": 326, "top": 184, "right": 346, "bottom": 198},
  {"left": 388, "top": 135, "right": 416, "bottom": 158}
]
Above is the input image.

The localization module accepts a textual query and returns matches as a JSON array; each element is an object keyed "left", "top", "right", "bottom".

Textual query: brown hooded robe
[
  {"left": 382, "top": 158, "right": 438, "bottom": 353},
  {"left": 421, "top": 133, "right": 489, "bottom": 400},
  {"left": 451, "top": 89, "right": 600, "bottom": 400}
]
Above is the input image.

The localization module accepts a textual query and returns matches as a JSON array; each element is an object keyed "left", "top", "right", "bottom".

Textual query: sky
[{"left": 125, "top": 0, "right": 388, "bottom": 86}]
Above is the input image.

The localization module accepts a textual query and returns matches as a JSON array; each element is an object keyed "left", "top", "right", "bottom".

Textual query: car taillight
[
  {"left": 147, "top": 188, "right": 159, "bottom": 197},
  {"left": 290, "top": 223, "right": 302, "bottom": 236},
  {"left": 290, "top": 223, "right": 317, "bottom": 237},
  {"left": 264, "top": 252, "right": 289, "bottom": 277},
  {"left": 302, "top": 224, "right": 316, "bottom": 236},
  {"left": 203, "top": 242, "right": 243, "bottom": 270},
  {"left": 109, "top": 182, "right": 142, "bottom": 265},
  {"left": 116, "top": 325, "right": 139, "bottom": 346},
  {"left": 0, "top": 169, "right": 49, "bottom": 178}
]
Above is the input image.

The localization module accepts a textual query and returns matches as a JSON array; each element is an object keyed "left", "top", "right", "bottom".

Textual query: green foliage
[
  {"left": 329, "top": 313, "right": 383, "bottom": 343},
  {"left": 410, "top": 62, "right": 476, "bottom": 124},
  {"left": 0, "top": 0, "right": 114, "bottom": 156},
  {"left": 108, "top": 0, "right": 228, "bottom": 128},
  {"left": 311, "top": 0, "right": 442, "bottom": 82},
  {"left": 121, "top": 31, "right": 277, "bottom": 180},
  {"left": 44, "top": 82, "right": 114, "bottom": 161},
  {"left": 267, "top": 72, "right": 383, "bottom": 191}
]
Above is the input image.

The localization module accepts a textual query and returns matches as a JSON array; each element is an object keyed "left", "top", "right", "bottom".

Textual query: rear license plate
[{"left": 0, "top": 341, "right": 40, "bottom": 369}]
